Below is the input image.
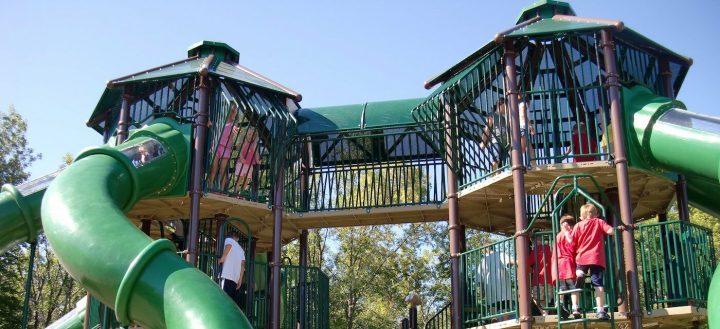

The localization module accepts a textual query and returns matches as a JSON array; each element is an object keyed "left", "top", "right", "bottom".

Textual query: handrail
[{"left": 424, "top": 302, "right": 451, "bottom": 329}]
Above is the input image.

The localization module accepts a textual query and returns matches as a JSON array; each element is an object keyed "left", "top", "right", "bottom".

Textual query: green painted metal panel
[
  {"left": 710, "top": 264, "right": 720, "bottom": 329},
  {"left": 112, "top": 58, "right": 203, "bottom": 84},
  {"left": 87, "top": 87, "right": 122, "bottom": 133},
  {"left": 296, "top": 98, "right": 424, "bottom": 134},
  {"left": 505, "top": 18, "right": 611, "bottom": 38},
  {"left": 187, "top": 41, "right": 240, "bottom": 63},
  {"left": 516, "top": 0, "right": 575, "bottom": 24},
  {"left": 213, "top": 62, "right": 295, "bottom": 98}
]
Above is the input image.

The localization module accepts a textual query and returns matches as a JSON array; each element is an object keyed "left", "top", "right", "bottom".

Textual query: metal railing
[
  {"left": 459, "top": 236, "right": 517, "bottom": 326},
  {"left": 280, "top": 266, "right": 330, "bottom": 329},
  {"left": 424, "top": 302, "right": 451, "bottom": 329},
  {"left": 636, "top": 220, "right": 716, "bottom": 310},
  {"left": 205, "top": 80, "right": 296, "bottom": 203},
  {"left": 287, "top": 127, "right": 447, "bottom": 212}
]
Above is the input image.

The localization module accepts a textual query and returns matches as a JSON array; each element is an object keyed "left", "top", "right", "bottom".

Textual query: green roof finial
[
  {"left": 516, "top": 0, "right": 575, "bottom": 24},
  {"left": 187, "top": 41, "right": 240, "bottom": 64}
]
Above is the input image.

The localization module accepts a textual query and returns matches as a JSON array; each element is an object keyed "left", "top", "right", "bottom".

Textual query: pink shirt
[
  {"left": 215, "top": 122, "right": 236, "bottom": 159},
  {"left": 571, "top": 217, "right": 612, "bottom": 268},
  {"left": 552, "top": 231, "right": 576, "bottom": 282}
]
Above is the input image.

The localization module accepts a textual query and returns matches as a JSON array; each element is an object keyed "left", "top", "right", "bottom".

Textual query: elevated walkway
[{"left": 126, "top": 160, "right": 676, "bottom": 249}]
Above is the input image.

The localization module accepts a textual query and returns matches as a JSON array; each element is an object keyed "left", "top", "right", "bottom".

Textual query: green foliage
[
  {"left": 688, "top": 207, "right": 720, "bottom": 261},
  {"left": 23, "top": 236, "right": 85, "bottom": 328},
  {"left": 0, "top": 106, "right": 41, "bottom": 185},
  {"left": 0, "top": 106, "right": 41, "bottom": 328},
  {"left": 0, "top": 246, "right": 23, "bottom": 329}
]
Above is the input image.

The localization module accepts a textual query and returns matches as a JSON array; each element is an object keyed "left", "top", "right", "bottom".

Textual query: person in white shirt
[
  {"left": 477, "top": 247, "right": 515, "bottom": 321},
  {"left": 219, "top": 231, "right": 246, "bottom": 305}
]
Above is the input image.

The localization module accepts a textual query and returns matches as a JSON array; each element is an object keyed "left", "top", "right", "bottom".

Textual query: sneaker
[
  {"left": 572, "top": 307, "right": 581, "bottom": 319},
  {"left": 596, "top": 311, "right": 610, "bottom": 320}
]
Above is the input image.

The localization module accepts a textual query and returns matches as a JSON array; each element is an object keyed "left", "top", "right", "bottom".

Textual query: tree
[
  {"left": 0, "top": 106, "right": 41, "bottom": 329},
  {"left": 688, "top": 207, "right": 720, "bottom": 261},
  {"left": 0, "top": 105, "right": 41, "bottom": 185}
]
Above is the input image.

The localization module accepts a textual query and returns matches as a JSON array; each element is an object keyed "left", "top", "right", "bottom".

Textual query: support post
[
  {"left": 270, "top": 166, "right": 286, "bottom": 329},
  {"left": 299, "top": 230, "right": 308, "bottom": 329},
  {"left": 459, "top": 225, "right": 467, "bottom": 253},
  {"left": 409, "top": 306, "right": 418, "bottom": 329},
  {"left": 300, "top": 137, "right": 311, "bottom": 212},
  {"left": 213, "top": 214, "right": 227, "bottom": 283},
  {"left": 601, "top": 29, "right": 643, "bottom": 329},
  {"left": 604, "top": 188, "right": 628, "bottom": 313},
  {"left": 504, "top": 39, "right": 532, "bottom": 329},
  {"left": 246, "top": 238, "right": 257, "bottom": 319},
  {"left": 140, "top": 219, "right": 151, "bottom": 235},
  {"left": 443, "top": 92, "right": 462, "bottom": 329},
  {"left": 83, "top": 294, "right": 91, "bottom": 329},
  {"left": 20, "top": 241, "right": 37, "bottom": 329},
  {"left": 187, "top": 69, "right": 212, "bottom": 266},
  {"left": 102, "top": 113, "right": 112, "bottom": 144},
  {"left": 116, "top": 85, "right": 132, "bottom": 145},
  {"left": 661, "top": 58, "right": 690, "bottom": 222}
]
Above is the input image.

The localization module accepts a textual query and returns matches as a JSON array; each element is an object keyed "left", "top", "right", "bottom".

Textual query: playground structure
[{"left": 1, "top": 0, "right": 720, "bottom": 328}]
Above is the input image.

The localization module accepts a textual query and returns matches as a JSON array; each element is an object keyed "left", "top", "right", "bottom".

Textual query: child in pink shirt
[{"left": 571, "top": 204, "right": 615, "bottom": 320}]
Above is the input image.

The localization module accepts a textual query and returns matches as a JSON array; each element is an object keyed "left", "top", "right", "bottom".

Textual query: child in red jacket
[
  {"left": 572, "top": 204, "right": 615, "bottom": 320},
  {"left": 553, "top": 214, "right": 579, "bottom": 317}
]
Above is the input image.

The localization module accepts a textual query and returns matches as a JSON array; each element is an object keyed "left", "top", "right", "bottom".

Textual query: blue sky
[{"left": 1, "top": 1, "right": 718, "bottom": 179}]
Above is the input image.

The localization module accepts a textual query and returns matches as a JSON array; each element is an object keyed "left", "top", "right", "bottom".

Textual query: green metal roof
[
  {"left": 187, "top": 41, "right": 239, "bottom": 63},
  {"left": 516, "top": 0, "right": 575, "bottom": 24},
  {"left": 87, "top": 41, "right": 302, "bottom": 131},
  {"left": 505, "top": 16, "right": 615, "bottom": 38},
  {"left": 108, "top": 58, "right": 300, "bottom": 99},
  {"left": 109, "top": 57, "right": 204, "bottom": 84},
  {"left": 425, "top": 12, "right": 691, "bottom": 90},
  {"left": 296, "top": 98, "right": 425, "bottom": 134}
]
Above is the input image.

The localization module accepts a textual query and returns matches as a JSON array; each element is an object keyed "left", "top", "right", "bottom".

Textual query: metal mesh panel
[
  {"left": 280, "top": 266, "right": 329, "bottom": 329},
  {"left": 520, "top": 34, "right": 610, "bottom": 167},
  {"left": 205, "top": 80, "right": 297, "bottom": 204},
  {"left": 414, "top": 34, "right": 613, "bottom": 190},
  {"left": 613, "top": 38, "right": 683, "bottom": 97},
  {"left": 636, "top": 221, "right": 716, "bottom": 310},
  {"left": 460, "top": 237, "right": 517, "bottom": 326},
  {"left": 126, "top": 76, "right": 200, "bottom": 128}
]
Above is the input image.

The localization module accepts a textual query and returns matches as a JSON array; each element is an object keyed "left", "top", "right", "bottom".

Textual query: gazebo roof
[
  {"left": 86, "top": 41, "right": 301, "bottom": 132},
  {"left": 424, "top": 1, "right": 691, "bottom": 90}
]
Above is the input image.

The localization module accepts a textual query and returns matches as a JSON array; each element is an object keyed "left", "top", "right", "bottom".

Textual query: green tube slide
[
  {"left": 623, "top": 85, "right": 720, "bottom": 214},
  {"left": 0, "top": 182, "right": 45, "bottom": 252},
  {"left": 39, "top": 119, "right": 251, "bottom": 329},
  {"left": 622, "top": 85, "right": 720, "bottom": 327}
]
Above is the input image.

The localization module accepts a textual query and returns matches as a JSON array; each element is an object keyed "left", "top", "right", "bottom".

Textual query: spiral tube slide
[
  {"left": 40, "top": 119, "right": 251, "bottom": 329},
  {"left": 0, "top": 183, "right": 44, "bottom": 252},
  {"left": 622, "top": 85, "right": 720, "bottom": 327}
]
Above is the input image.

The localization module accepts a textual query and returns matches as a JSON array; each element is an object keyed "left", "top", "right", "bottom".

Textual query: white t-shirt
[
  {"left": 477, "top": 251, "right": 514, "bottom": 304},
  {"left": 220, "top": 237, "right": 245, "bottom": 283}
]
